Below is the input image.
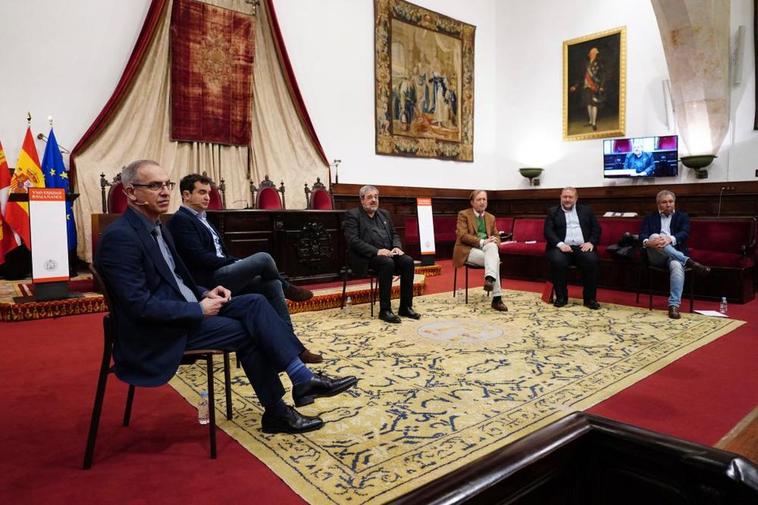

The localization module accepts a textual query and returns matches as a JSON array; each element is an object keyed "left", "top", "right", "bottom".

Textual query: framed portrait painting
[
  {"left": 374, "top": 0, "right": 475, "bottom": 161},
  {"left": 563, "top": 27, "right": 626, "bottom": 141}
]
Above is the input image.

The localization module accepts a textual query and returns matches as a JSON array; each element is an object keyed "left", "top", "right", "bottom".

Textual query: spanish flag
[
  {"left": 0, "top": 141, "right": 21, "bottom": 265},
  {"left": 5, "top": 127, "right": 44, "bottom": 248}
]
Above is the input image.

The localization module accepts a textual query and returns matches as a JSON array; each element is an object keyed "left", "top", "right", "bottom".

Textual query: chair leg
[
  {"left": 368, "top": 275, "right": 378, "bottom": 317},
  {"left": 223, "top": 352, "right": 232, "bottom": 420},
  {"left": 648, "top": 268, "right": 654, "bottom": 310},
  {"left": 453, "top": 268, "right": 457, "bottom": 297},
  {"left": 206, "top": 355, "right": 217, "bottom": 459},
  {"left": 635, "top": 264, "right": 642, "bottom": 304},
  {"left": 123, "top": 385, "right": 135, "bottom": 426},
  {"left": 689, "top": 271, "right": 695, "bottom": 313},
  {"left": 340, "top": 267, "right": 348, "bottom": 309},
  {"left": 82, "top": 364, "right": 112, "bottom": 469},
  {"left": 464, "top": 266, "right": 469, "bottom": 304}
]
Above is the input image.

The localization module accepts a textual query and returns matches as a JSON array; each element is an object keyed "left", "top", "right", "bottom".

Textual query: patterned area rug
[{"left": 171, "top": 290, "right": 742, "bottom": 504}]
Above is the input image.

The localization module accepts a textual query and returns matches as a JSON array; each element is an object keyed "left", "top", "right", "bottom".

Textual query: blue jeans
[
  {"left": 186, "top": 294, "right": 305, "bottom": 408},
  {"left": 646, "top": 234, "right": 689, "bottom": 307},
  {"left": 213, "top": 252, "right": 292, "bottom": 329}
]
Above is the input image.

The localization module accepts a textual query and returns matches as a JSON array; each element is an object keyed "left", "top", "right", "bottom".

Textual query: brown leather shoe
[
  {"left": 491, "top": 298, "right": 508, "bottom": 312},
  {"left": 483, "top": 277, "right": 495, "bottom": 292},
  {"left": 299, "top": 349, "right": 323, "bottom": 364},
  {"left": 685, "top": 258, "right": 711, "bottom": 276},
  {"left": 284, "top": 284, "right": 314, "bottom": 302},
  {"left": 668, "top": 305, "right": 681, "bottom": 319}
]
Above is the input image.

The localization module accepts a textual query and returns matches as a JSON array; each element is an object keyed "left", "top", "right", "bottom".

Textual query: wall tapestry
[
  {"left": 170, "top": 0, "right": 255, "bottom": 145},
  {"left": 563, "top": 27, "right": 626, "bottom": 141},
  {"left": 374, "top": 0, "right": 475, "bottom": 161}
]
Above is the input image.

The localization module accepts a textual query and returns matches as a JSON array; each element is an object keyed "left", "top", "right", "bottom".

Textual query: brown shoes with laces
[{"left": 668, "top": 305, "right": 681, "bottom": 319}]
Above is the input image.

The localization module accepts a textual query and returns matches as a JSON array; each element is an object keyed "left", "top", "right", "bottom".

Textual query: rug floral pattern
[{"left": 171, "top": 290, "right": 743, "bottom": 504}]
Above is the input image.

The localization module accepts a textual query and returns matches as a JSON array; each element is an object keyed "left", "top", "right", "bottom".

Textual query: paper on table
[{"left": 694, "top": 310, "right": 728, "bottom": 318}]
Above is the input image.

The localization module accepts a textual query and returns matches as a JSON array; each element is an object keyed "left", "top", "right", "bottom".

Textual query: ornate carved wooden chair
[
  {"left": 304, "top": 177, "right": 333, "bottom": 210},
  {"left": 251, "top": 175, "right": 285, "bottom": 210},
  {"left": 83, "top": 265, "right": 233, "bottom": 469},
  {"left": 99, "top": 172, "right": 128, "bottom": 214}
]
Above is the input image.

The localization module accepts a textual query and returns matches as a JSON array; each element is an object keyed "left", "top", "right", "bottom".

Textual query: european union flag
[{"left": 41, "top": 128, "right": 77, "bottom": 251}]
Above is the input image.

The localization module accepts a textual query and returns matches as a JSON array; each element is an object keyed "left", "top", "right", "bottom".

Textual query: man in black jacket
[
  {"left": 544, "top": 187, "right": 602, "bottom": 309},
  {"left": 343, "top": 185, "right": 420, "bottom": 323},
  {"left": 167, "top": 174, "right": 321, "bottom": 363}
]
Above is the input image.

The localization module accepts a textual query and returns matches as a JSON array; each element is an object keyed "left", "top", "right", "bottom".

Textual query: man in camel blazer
[{"left": 453, "top": 190, "right": 507, "bottom": 311}]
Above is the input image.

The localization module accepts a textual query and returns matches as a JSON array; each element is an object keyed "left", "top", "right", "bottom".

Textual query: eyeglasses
[{"left": 131, "top": 181, "right": 176, "bottom": 191}]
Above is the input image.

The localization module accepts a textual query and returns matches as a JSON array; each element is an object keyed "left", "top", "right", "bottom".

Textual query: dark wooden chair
[
  {"left": 251, "top": 175, "right": 285, "bottom": 209},
  {"left": 636, "top": 254, "right": 695, "bottom": 312},
  {"left": 83, "top": 265, "right": 233, "bottom": 469},
  {"left": 304, "top": 177, "right": 334, "bottom": 210},
  {"left": 453, "top": 261, "right": 495, "bottom": 304},
  {"left": 339, "top": 265, "right": 379, "bottom": 317}
]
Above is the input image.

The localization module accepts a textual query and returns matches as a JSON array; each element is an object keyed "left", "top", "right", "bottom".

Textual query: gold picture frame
[
  {"left": 563, "top": 27, "right": 626, "bottom": 141},
  {"left": 374, "top": 0, "right": 475, "bottom": 161}
]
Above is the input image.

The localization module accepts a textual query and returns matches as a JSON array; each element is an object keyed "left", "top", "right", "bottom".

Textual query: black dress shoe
[
  {"left": 398, "top": 307, "right": 421, "bottom": 319},
  {"left": 668, "top": 305, "right": 681, "bottom": 319},
  {"left": 299, "top": 349, "right": 323, "bottom": 364},
  {"left": 685, "top": 258, "right": 711, "bottom": 276},
  {"left": 553, "top": 297, "right": 568, "bottom": 308},
  {"left": 584, "top": 300, "right": 601, "bottom": 310},
  {"left": 292, "top": 373, "right": 358, "bottom": 407},
  {"left": 379, "top": 310, "right": 401, "bottom": 323},
  {"left": 261, "top": 405, "right": 323, "bottom": 434},
  {"left": 491, "top": 298, "right": 508, "bottom": 312},
  {"left": 283, "top": 284, "right": 314, "bottom": 302}
]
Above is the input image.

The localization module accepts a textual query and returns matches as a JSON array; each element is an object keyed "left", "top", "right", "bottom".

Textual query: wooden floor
[{"left": 715, "top": 406, "right": 758, "bottom": 464}]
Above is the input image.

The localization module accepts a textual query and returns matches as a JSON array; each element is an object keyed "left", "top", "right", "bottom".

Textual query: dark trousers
[
  {"left": 368, "top": 254, "right": 415, "bottom": 312},
  {"left": 186, "top": 293, "right": 305, "bottom": 408},
  {"left": 546, "top": 246, "right": 599, "bottom": 302}
]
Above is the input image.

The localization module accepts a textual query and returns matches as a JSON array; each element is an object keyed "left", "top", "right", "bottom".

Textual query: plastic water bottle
[
  {"left": 343, "top": 296, "right": 352, "bottom": 312},
  {"left": 197, "top": 391, "right": 209, "bottom": 425},
  {"left": 719, "top": 297, "right": 728, "bottom": 315},
  {"left": 455, "top": 288, "right": 464, "bottom": 302}
]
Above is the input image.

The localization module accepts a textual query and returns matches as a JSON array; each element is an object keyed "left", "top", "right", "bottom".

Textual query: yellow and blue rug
[{"left": 170, "top": 290, "right": 743, "bottom": 504}]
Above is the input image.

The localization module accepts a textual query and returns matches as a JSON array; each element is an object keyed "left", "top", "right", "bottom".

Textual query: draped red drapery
[{"left": 70, "top": 0, "right": 329, "bottom": 188}]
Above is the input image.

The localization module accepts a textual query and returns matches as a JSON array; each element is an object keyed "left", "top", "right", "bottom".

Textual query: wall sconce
[
  {"left": 680, "top": 155, "right": 716, "bottom": 179},
  {"left": 519, "top": 167, "right": 543, "bottom": 186}
]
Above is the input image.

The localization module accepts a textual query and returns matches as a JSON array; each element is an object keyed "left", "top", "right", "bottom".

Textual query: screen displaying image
[{"left": 603, "top": 135, "right": 678, "bottom": 178}]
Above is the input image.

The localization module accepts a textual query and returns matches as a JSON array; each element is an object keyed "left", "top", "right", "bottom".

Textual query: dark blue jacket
[
  {"left": 94, "top": 207, "right": 205, "bottom": 387},
  {"left": 639, "top": 211, "right": 690, "bottom": 255},
  {"left": 166, "top": 206, "right": 236, "bottom": 288}
]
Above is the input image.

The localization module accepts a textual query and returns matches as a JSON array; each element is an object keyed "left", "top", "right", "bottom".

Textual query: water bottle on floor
[
  {"left": 455, "top": 288, "right": 464, "bottom": 302},
  {"left": 343, "top": 296, "right": 352, "bottom": 312},
  {"left": 197, "top": 391, "right": 209, "bottom": 425},
  {"left": 719, "top": 296, "right": 728, "bottom": 315}
]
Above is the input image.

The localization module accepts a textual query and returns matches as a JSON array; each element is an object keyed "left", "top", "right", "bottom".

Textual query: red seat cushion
[
  {"left": 499, "top": 241, "right": 544, "bottom": 256},
  {"left": 257, "top": 187, "right": 282, "bottom": 209},
  {"left": 511, "top": 218, "right": 544, "bottom": 242},
  {"left": 311, "top": 189, "right": 333, "bottom": 210},
  {"left": 107, "top": 182, "right": 128, "bottom": 214},
  {"left": 598, "top": 217, "right": 642, "bottom": 246},
  {"left": 208, "top": 186, "right": 223, "bottom": 210}
]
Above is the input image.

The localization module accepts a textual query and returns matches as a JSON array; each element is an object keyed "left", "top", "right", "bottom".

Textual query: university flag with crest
[
  {"left": 42, "top": 128, "right": 77, "bottom": 251},
  {"left": 5, "top": 127, "right": 44, "bottom": 248},
  {"left": 0, "top": 141, "right": 21, "bottom": 265}
]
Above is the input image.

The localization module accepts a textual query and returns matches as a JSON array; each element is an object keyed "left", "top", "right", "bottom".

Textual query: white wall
[
  {"left": 274, "top": 0, "right": 499, "bottom": 190},
  {"left": 0, "top": 0, "right": 152, "bottom": 164},
  {"left": 495, "top": 0, "right": 758, "bottom": 190},
  {"left": 0, "top": 0, "right": 755, "bottom": 190}
]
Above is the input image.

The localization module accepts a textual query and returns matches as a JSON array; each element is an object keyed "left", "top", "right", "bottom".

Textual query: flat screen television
[{"left": 603, "top": 135, "right": 678, "bottom": 178}]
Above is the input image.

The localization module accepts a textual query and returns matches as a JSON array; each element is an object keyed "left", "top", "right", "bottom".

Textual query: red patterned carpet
[{"left": 1, "top": 259, "right": 756, "bottom": 504}]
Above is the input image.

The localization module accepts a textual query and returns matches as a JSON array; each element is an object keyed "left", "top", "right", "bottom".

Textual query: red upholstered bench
[
  {"left": 404, "top": 215, "right": 459, "bottom": 258},
  {"left": 498, "top": 217, "right": 545, "bottom": 257},
  {"left": 596, "top": 217, "right": 643, "bottom": 261}
]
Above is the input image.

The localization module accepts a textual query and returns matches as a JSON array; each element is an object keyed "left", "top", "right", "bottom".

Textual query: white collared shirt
[
  {"left": 560, "top": 206, "right": 584, "bottom": 247},
  {"left": 183, "top": 204, "right": 225, "bottom": 258},
  {"left": 659, "top": 211, "right": 677, "bottom": 245}
]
